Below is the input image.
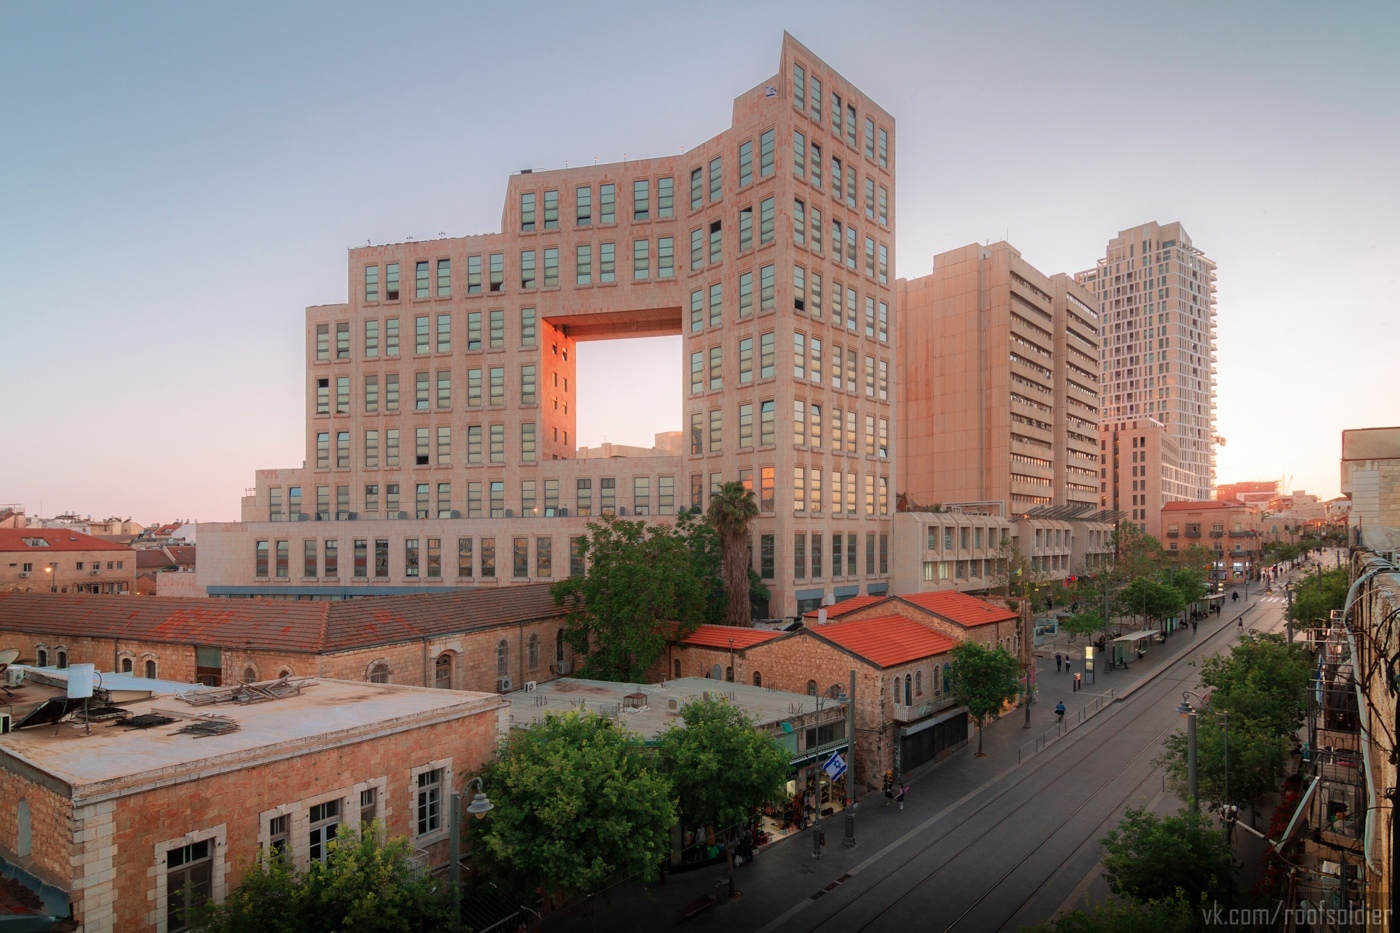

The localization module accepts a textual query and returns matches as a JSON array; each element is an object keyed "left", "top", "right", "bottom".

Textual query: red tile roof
[
  {"left": 0, "top": 528, "right": 133, "bottom": 553},
  {"left": 135, "top": 550, "right": 177, "bottom": 569},
  {"left": 898, "top": 591, "right": 1020, "bottom": 627},
  {"left": 810, "top": 615, "right": 956, "bottom": 668},
  {"left": 678, "top": 624, "right": 783, "bottom": 649},
  {"left": 800, "top": 595, "right": 886, "bottom": 621},
  {"left": 0, "top": 583, "right": 564, "bottom": 653}
]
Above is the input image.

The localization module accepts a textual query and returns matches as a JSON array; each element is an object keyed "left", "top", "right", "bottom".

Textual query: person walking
[
  {"left": 896, "top": 783, "right": 908, "bottom": 811},
  {"left": 1064, "top": 657, "right": 1072, "bottom": 677},
  {"left": 883, "top": 772, "right": 894, "bottom": 807},
  {"left": 1054, "top": 653, "right": 1062, "bottom": 672},
  {"left": 1055, "top": 700, "right": 1066, "bottom": 723},
  {"left": 1191, "top": 619, "right": 1198, "bottom": 634}
]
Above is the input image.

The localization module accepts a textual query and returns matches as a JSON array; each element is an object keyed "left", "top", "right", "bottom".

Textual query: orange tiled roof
[
  {"left": 898, "top": 591, "right": 1019, "bottom": 627},
  {"left": 0, "top": 583, "right": 564, "bottom": 653},
  {"left": 678, "top": 624, "right": 783, "bottom": 649},
  {"left": 800, "top": 595, "right": 885, "bottom": 620},
  {"left": 0, "top": 528, "right": 133, "bottom": 553},
  {"left": 812, "top": 614, "right": 956, "bottom": 668}
]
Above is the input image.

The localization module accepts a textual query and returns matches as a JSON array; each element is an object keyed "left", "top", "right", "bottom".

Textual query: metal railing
[{"left": 1017, "top": 689, "right": 1114, "bottom": 764}]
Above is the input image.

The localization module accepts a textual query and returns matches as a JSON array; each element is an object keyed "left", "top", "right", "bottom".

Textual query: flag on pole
[{"left": 822, "top": 751, "right": 847, "bottom": 781}]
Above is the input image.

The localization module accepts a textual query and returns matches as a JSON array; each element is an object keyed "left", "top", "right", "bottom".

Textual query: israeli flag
[{"left": 822, "top": 751, "right": 847, "bottom": 781}]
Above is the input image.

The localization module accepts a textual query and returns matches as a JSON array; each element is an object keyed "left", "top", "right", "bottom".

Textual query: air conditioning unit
[
  {"left": 505, "top": 509, "right": 514, "bottom": 517},
  {"left": 18, "top": 571, "right": 28, "bottom": 578},
  {"left": 90, "top": 570, "right": 100, "bottom": 576},
  {"left": 397, "top": 512, "right": 409, "bottom": 520},
  {"left": 450, "top": 510, "right": 461, "bottom": 519},
  {"left": 524, "top": 681, "right": 537, "bottom": 691},
  {"left": 556, "top": 660, "right": 571, "bottom": 675},
  {"left": 5, "top": 668, "right": 24, "bottom": 688},
  {"left": 498, "top": 677, "right": 513, "bottom": 692}
]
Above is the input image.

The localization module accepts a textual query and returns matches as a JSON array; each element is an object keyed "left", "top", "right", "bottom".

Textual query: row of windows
[
  {"left": 313, "top": 421, "right": 541, "bottom": 470},
  {"left": 256, "top": 534, "right": 572, "bottom": 581},
  {"left": 791, "top": 404, "right": 891, "bottom": 458},
  {"left": 791, "top": 61, "right": 890, "bottom": 171},
  {"left": 790, "top": 530, "right": 890, "bottom": 580},
  {"left": 790, "top": 467, "right": 890, "bottom": 517},
  {"left": 316, "top": 310, "right": 539, "bottom": 361},
  {"left": 14, "top": 559, "right": 125, "bottom": 572},
  {"left": 315, "top": 365, "right": 554, "bottom": 416}
]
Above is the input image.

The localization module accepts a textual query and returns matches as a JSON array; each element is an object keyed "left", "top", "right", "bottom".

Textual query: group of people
[
  {"left": 1052, "top": 652, "right": 1084, "bottom": 692},
  {"left": 882, "top": 772, "right": 909, "bottom": 810}
]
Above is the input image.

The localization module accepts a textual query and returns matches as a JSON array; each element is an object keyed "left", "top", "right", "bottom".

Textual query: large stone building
[
  {"left": 0, "top": 670, "right": 503, "bottom": 932},
  {"left": 1341, "top": 426, "right": 1400, "bottom": 550},
  {"left": 0, "top": 527, "right": 136, "bottom": 595},
  {"left": 1159, "top": 499, "right": 1259, "bottom": 583},
  {"left": 1097, "top": 417, "right": 1195, "bottom": 538},
  {"left": 1076, "top": 222, "right": 1218, "bottom": 510},
  {"left": 196, "top": 35, "right": 895, "bottom": 619},
  {"left": 896, "top": 242, "right": 1101, "bottom": 516}
]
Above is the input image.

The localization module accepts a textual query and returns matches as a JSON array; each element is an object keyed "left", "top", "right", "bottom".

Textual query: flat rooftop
[
  {"left": 503, "top": 676, "right": 842, "bottom": 742},
  {"left": 0, "top": 678, "right": 504, "bottom": 799}
]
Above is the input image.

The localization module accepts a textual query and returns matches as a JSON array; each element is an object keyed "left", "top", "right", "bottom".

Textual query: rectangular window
[
  {"left": 760, "top": 264, "right": 775, "bottom": 311},
  {"left": 467, "top": 255, "right": 482, "bottom": 294},
  {"left": 415, "top": 371, "right": 429, "bottom": 410},
  {"left": 385, "top": 429, "right": 399, "bottom": 467},
  {"left": 520, "top": 307, "right": 536, "bottom": 346},
  {"left": 255, "top": 540, "right": 268, "bottom": 577},
  {"left": 810, "top": 337, "right": 823, "bottom": 384},
  {"left": 275, "top": 539, "right": 289, "bottom": 578},
  {"left": 521, "top": 365, "right": 537, "bottom": 405},
  {"left": 364, "top": 430, "right": 378, "bottom": 467},
  {"left": 467, "top": 425, "right": 482, "bottom": 463},
  {"left": 709, "top": 157, "right": 722, "bottom": 201},
  {"left": 658, "top": 176, "right": 674, "bottom": 217},
  {"left": 600, "top": 243, "right": 615, "bottom": 282},
  {"left": 543, "top": 248, "right": 558, "bottom": 287},
  {"left": 489, "top": 253, "right": 503, "bottom": 292},
  {"left": 166, "top": 839, "right": 213, "bottom": 929},
  {"left": 458, "top": 537, "right": 473, "bottom": 577},
  {"left": 832, "top": 220, "right": 842, "bottom": 264},
  {"left": 354, "top": 541, "right": 368, "bottom": 579},
  {"left": 374, "top": 538, "right": 389, "bottom": 577},
  {"left": 316, "top": 432, "right": 330, "bottom": 469},
  {"left": 336, "top": 431, "right": 350, "bottom": 468},
  {"left": 793, "top": 399, "right": 806, "bottom": 444},
  {"left": 794, "top": 265, "right": 806, "bottom": 312},
  {"left": 490, "top": 480, "right": 505, "bottom": 517},
  {"left": 481, "top": 537, "right": 496, "bottom": 577},
  {"left": 416, "top": 769, "right": 443, "bottom": 836},
  {"left": 633, "top": 476, "right": 650, "bottom": 515},
  {"left": 570, "top": 536, "right": 586, "bottom": 577},
  {"left": 427, "top": 537, "right": 442, "bottom": 577},
  {"left": 811, "top": 142, "right": 822, "bottom": 188},
  {"left": 364, "top": 265, "right": 379, "bottom": 301},
  {"left": 832, "top": 156, "right": 842, "bottom": 201},
  {"left": 794, "top": 467, "right": 806, "bottom": 511},
  {"left": 520, "top": 192, "right": 536, "bottom": 232},
  {"left": 759, "top": 197, "right": 775, "bottom": 245},
  {"left": 543, "top": 189, "right": 558, "bottom": 229},
  {"left": 600, "top": 183, "right": 615, "bottom": 223},
  {"left": 465, "top": 311, "right": 482, "bottom": 351},
  {"left": 632, "top": 239, "right": 649, "bottom": 280},
  {"left": 415, "top": 315, "right": 430, "bottom": 354},
  {"left": 760, "top": 331, "right": 775, "bottom": 379},
  {"left": 709, "top": 221, "right": 722, "bottom": 264},
  {"left": 739, "top": 336, "right": 753, "bottom": 384},
  {"left": 316, "top": 377, "right": 329, "bottom": 414},
  {"left": 689, "top": 411, "right": 703, "bottom": 454},
  {"left": 878, "top": 301, "right": 889, "bottom": 342},
  {"left": 521, "top": 422, "right": 537, "bottom": 462},
  {"left": 878, "top": 186, "right": 889, "bottom": 226},
  {"left": 536, "top": 536, "right": 553, "bottom": 577},
  {"left": 865, "top": 177, "right": 876, "bottom": 219},
  {"left": 690, "top": 290, "right": 703, "bottom": 333},
  {"left": 793, "top": 333, "right": 806, "bottom": 379},
  {"left": 879, "top": 244, "right": 889, "bottom": 284},
  {"left": 520, "top": 250, "right": 536, "bottom": 289},
  {"left": 438, "top": 426, "right": 452, "bottom": 466},
  {"left": 879, "top": 127, "right": 889, "bottom": 168},
  {"left": 847, "top": 227, "right": 858, "bottom": 270},
  {"left": 709, "top": 408, "right": 722, "bottom": 452},
  {"left": 600, "top": 477, "right": 616, "bottom": 515},
  {"left": 793, "top": 130, "right": 806, "bottom": 177},
  {"left": 759, "top": 129, "right": 775, "bottom": 177},
  {"left": 576, "top": 244, "right": 592, "bottom": 284},
  {"left": 466, "top": 369, "right": 482, "bottom": 407},
  {"left": 576, "top": 185, "right": 592, "bottom": 225},
  {"left": 513, "top": 536, "right": 529, "bottom": 577},
  {"left": 739, "top": 206, "right": 752, "bottom": 252},
  {"left": 336, "top": 322, "right": 350, "bottom": 359},
  {"left": 657, "top": 237, "right": 674, "bottom": 277},
  {"left": 811, "top": 532, "right": 823, "bottom": 577},
  {"left": 489, "top": 423, "right": 504, "bottom": 462},
  {"left": 709, "top": 282, "right": 723, "bottom": 327},
  {"left": 846, "top": 104, "right": 858, "bottom": 147},
  {"left": 760, "top": 533, "right": 775, "bottom": 580},
  {"left": 489, "top": 309, "right": 504, "bottom": 349},
  {"left": 738, "top": 271, "right": 753, "bottom": 318},
  {"left": 436, "top": 313, "right": 451, "bottom": 352},
  {"left": 738, "top": 402, "right": 753, "bottom": 449},
  {"left": 632, "top": 179, "right": 649, "bottom": 220},
  {"left": 385, "top": 263, "right": 399, "bottom": 300},
  {"left": 760, "top": 399, "right": 775, "bottom": 446},
  {"left": 794, "top": 198, "right": 806, "bottom": 246},
  {"left": 467, "top": 482, "right": 481, "bottom": 518},
  {"left": 865, "top": 236, "right": 876, "bottom": 278},
  {"left": 577, "top": 478, "right": 593, "bottom": 516},
  {"left": 315, "top": 324, "right": 329, "bottom": 361},
  {"left": 690, "top": 228, "right": 703, "bottom": 270},
  {"left": 708, "top": 345, "right": 723, "bottom": 391},
  {"left": 690, "top": 168, "right": 703, "bottom": 210},
  {"left": 489, "top": 367, "right": 504, "bottom": 406},
  {"left": 864, "top": 117, "right": 876, "bottom": 160},
  {"left": 832, "top": 534, "right": 843, "bottom": 577},
  {"left": 415, "top": 260, "right": 429, "bottom": 299},
  {"left": 364, "top": 319, "right": 379, "bottom": 358},
  {"left": 811, "top": 272, "right": 823, "bottom": 319}
]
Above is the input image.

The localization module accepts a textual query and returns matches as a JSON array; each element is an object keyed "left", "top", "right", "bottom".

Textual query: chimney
[{"left": 817, "top": 608, "right": 828, "bottom": 625}]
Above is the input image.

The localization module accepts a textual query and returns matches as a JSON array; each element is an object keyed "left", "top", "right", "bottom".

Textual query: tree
[
  {"left": 1019, "top": 895, "right": 1203, "bottom": 933},
  {"left": 473, "top": 710, "right": 675, "bottom": 908},
  {"left": 655, "top": 697, "right": 789, "bottom": 896},
  {"left": 552, "top": 513, "right": 717, "bottom": 681},
  {"left": 1059, "top": 610, "right": 1105, "bottom": 641},
  {"left": 1099, "top": 807, "right": 1236, "bottom": 907},
  {"left": 1117, "top": 577, "right": 1185, "bottom": 629},
  {"left": 990, "top": 536, "right": 1043, "bottom": 600},
  {"left": 946, "top": 641, "right": 1023, "bottom": 757},
  {"left": 1198, "top": 633, "right": 1313, "bottom": 737},
  {"left": 707, "top": 481, "right": 760, "bottom": 627},
  {"left": 1287, "top": 566, "right": 1348, "bottom": 630},
  {"left": 1168, "top": 568, "right": 1209, "bottom": 607},
  {"left": 1176, "top": 545, "right": 1217, "bottom": 580},
  {"left": 1158, "top": 709, "right": 1290, "bottom": 811},
  {"left": 189, "top": 824, "right": 452, "bottom": 933}
]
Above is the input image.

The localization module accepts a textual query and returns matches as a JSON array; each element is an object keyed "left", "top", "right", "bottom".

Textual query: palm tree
[{"left": 706, "top": 481, "right": 759, "bottom": 628}]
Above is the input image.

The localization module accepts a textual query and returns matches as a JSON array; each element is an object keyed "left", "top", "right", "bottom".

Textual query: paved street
[{"left": 541, "top": 582, "right": 1306, "bottom": 933}]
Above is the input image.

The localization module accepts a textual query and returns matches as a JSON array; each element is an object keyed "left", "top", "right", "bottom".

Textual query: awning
[
  {"left": 1113, "top": 630, "right": 1156, "bottom": 644},
  {"left": 790, "top": 737, "right": 850, "bottom": 768},
  {"left": 898, "top": 705, "right": 969, "bottom": 738}
]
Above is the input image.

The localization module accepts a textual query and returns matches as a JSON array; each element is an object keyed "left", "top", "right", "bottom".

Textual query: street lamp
[
  {"left": 1284, "top": 582, "right": 1294, "bottom": 643},
  {"left": 1175, "top": 691, "right": 1205, "bottom": 814},
  {"left": 449, "top": 776, "right": 493, "bottom": 933},
  {"left": 44, "top": 563, "right": 56, "bottom": 593}
]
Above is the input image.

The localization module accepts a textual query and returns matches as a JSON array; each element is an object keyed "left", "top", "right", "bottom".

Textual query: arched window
[
  {"left": 527, "top": 634, "right": 540, "bottom": 671},
  {"left": 827, "top": 684, "right": 842, "bottom": 699},
  {"left": 496, "top": 640, "right": 509, "bottom": 677},
  {"left": 752, "top": 671, "right": 762, "bottom": 687},
  {"left": 120, "top": 657, "right": 133, "bottom": 674},
  {"left": 943, "top": 663, "right": 951, "bottom": 694},
  {"left": 892, "top": 675, "right": 901, "bottom": 704},
  {"left": 915, "top": 670, "right": 923, "bottom": 696},
  {"left": 17, "top": 800, "right": 30, "bottom": 858},
  {"left": 904, "top": 674, "right": 912, "bottom": 707},
  {"left": 56, "top": 651, "right": 68, "bottom": 670},
  {"left": 807, "top": 680, "right": 818, "bottom": 696},
  {"left": 145, "top": 659, "right": 157, "bottom": 679},
  {"left": 435, "top": 653, "right": 453, "bottom": 690},
  {"left": 725, "top": 666, "right": 733, "bottom": 683},
  {"left": 278, "top": 667, "right": 294, "bottom": 679},
  {"left": 242, "top": 666, "right": 258, "bottom": 684},
  {"left": 556, "top": 629, "right": 566, "bottom": 663},
  {"left": 368, "top": 661, "right": 390, "bottom": 684},
  {"left": 37, "top": 649, "right": 48, "bottom": 668},
  {"left": 710, "top": 664, "right": 722, "bottom": 680},
  {"left": 673, "top": 659, "right": 682, "bottom": 679},
  {"left": 932, "top": 666, "right": 941, "bottom": 695}
]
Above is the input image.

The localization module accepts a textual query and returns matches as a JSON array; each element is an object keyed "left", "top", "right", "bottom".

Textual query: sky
[{"left": 2, "top": 1, "right": 1396, "bottom": 523}]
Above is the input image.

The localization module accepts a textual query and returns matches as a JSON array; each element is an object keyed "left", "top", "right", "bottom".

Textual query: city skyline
[{"left": 2, "top": 1, "right": 1396, "bottom": 522}]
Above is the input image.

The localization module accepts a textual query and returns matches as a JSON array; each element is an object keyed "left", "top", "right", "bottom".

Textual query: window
[
  {"left": 308, "top": 800, "right": 340, "bottom": 864},
  {"left": 633, "top": 179, "right": 649, "bottom": 220},
  {"left": 738, "top": 271, "right": 753, "bottom": 318},
  {"left": 739, "top": 206, "right": 752, "bottom": 252},
  {"left": 521, "top": 365, "right": 537, "bottom": 404},
  {"left": 879, "top": 127, "right": 889, "bottom": 168},
  {"left": 576, "top": 185, "right": 592, "bottom": 225},
  {"left": 385, "top": 263, "right": 399, "bottom": 300},
  {"left": 658, "top": 177, "right": 674, "bottom": 217},
  {"left": 364, "top": 265, "right": 379, "bottom": 301},
  {"left": 543, "top": 189, "right": 558, "bottom": 229},
  {"left": 435, "top": 653, "right": 453, "bottom": 689},
  {"left": 520, "top": 250, "right": 536, "bottom": 289},
  {"left": 739, "top": 139, "right": 753, "bottom": 187},
  {"left": 496, "top": 639, "right": 509, "bottom": 676},
  {"left": 543, "top": 248, "right": 558, "bottom": 287},
  {"left": 759, "top": 129, "right": 775, "bottom": 177},
  {"left": 437, "top": 370, "right": 451, "bottom": 408},
  {"left": 521, "top": 307, "right": 536, "bottom": 346},
  {"left": 760, "top": 264, "right": 775, "bottom": 311},
  {"left": 865, "top": 177, "right": 875, "bottom": 219},
  {"left": 878, "top": 186, "right": 889, "bottom": 226},
  {"left": 416, "top": 769, "right": 444, "bottom": 837},
  {"left": 600, "top": 183, "right": 615, "bottom": 223},
  {"left": 690, "top": 167, "right": 703, "bottom": 210},
  {"left": 436, "top": 313, "right": 451, "bottom": 352},
  {"left": 536, "top": 536, "right": 552, "bottom": 577},
  {"left": 708, "top": 345, "right": 723, "bottom": 391},
  {"left": 760, "top": 533, "right": 774, "bottom": 579},
  {"left": 658, "top": 236, "right": 674, "bottom": 277},
  {"left": 793, "top": 130, "right": 806, "bottom": 177},
  {"left": 336, "top": 322, "right": 350, "bottom": 359},
  {"left": 709, "top": 157, "right": 722, "bottom": 201},
  {"left": 709, "top": 221, "right": 722, "bottom": 264},
  {"left": 759, "top": 197, "right": 774, "bottom": 244},
  {"left": 489, "top": 253, "right": 503, "bottom": 292},
  {"left": 738, "top": 336, "right": 753, "bottom": 384},
  {"left": 166, "top": 839, "right": 213, "bottom": 931},
  {"left": 513, "top": 536, "right": 529, "bottom": 578},
  {"left": 457, "top": 537, "right": 473, "bottom": 577},
  {"left": 811, "top": 142, "right": 822, "bottom": 188},
  {"left": 709, "top": 408, "right": 722, "bottom": 452},
  {"left": 489, "top": 309, "right": 504, "bottom": 348},
  {"left": 415, "top": 261, "right": 429, "bottom": 299},
  {"left": 738, "top": 402, "right": 753, "bottom": 449},
  {"left": 520, "top": 192, "right": 536, "bottom": 231},
  {"left": 864, "top": 117, "right": 876, "bottom": 160},
  {"left": 315, "top": 324, "right": 329, "bottom": 361},
  {"left": 632, "top": 239, "right": 649, "bottom": 280},
  {"left": 467, "top": 256, "right": 482, "bottom": 294},
  {"left": 600, "top": 242, "right": 615, "bottom": 282},
  {"left": 794, "top": 199, "right": 806, "bottom": 246},
  {"left": 364, "top": 319, "right": 379, "bottom": 357},
  {"left": 760, "top": 331, "right": 775, "bottom": 378}
]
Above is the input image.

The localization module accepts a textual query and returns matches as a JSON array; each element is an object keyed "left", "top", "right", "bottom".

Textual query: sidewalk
[{"left": 541, "top": 601, "right": 1257, "bottom": 932}]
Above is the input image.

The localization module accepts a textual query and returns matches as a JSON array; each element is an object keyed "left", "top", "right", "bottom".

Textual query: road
[{"left": 545, "top": 582, "right": 1303, "bottom": 933}]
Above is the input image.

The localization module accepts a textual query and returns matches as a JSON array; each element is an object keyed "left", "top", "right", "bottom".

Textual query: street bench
[{"left": 679, "top": 894, "right": 716, "bottom": 921}]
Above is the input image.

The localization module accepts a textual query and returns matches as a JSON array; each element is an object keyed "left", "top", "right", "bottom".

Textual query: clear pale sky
[{"left": 2, "top": 1, "right": 1396, "bottom": 523}]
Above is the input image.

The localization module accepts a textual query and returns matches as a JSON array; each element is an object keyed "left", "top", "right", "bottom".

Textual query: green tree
[
  {"left": 990, "top": 536, "right": 1043, "bottom": 600},
  {"left": 655, "top": 697, "right": 789, "bottom": 895},
  {"left": 707, "top": 481, "right": 760, "bottom": 627},
  {"left": 1158, "top": 709, "right": 1290, "bottom": 811},
  {"left": 1168, "top": 568, "right": 1209, "bottom": 607},
  {"left": 552, "top": 513, "right": 716, "bottom": 681},
  {"left": 1287, "top": 566, "right": 1348, "bottom": 630},
  {"left": 1176, "top": 545, "right": 1217, "bottom": 580},
  {"left": 1059, "top": 609, "right": 1105, "bottom": 640},
  {"left": 1198, "top": 633, "right": 1313, "bottom": 737},
  {"left": 1099, "top": 807, "right": 1236, "bottom": 907},
  {"left": 946, "top": 641, "right": 1023, "bottom": 757},
  {"left": 474, "top": 710, "right": 675, "bottom": 907},
  {"left": 1117, "top": 577, "right": 1185, "bottom": 629},
  {"left": 189, "top": 824, "right": 451, "bottom": 933},
  {"left": 1019, "top": 895, "right": 1204, "bottom": 933}
]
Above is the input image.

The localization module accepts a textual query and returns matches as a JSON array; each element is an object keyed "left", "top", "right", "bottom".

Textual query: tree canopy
[
  {"left": 552, "top": 512, "right": 720, "bottom": 681},
  {"left": 1198, "top": 633, "right": 1314, "bottom": 737},
  {"left": 473, "top": 710, "right": 675, "bottom": 904},
  {"left": 1099, "top": 807, "right": 1236, "bottom": 907},
  {"left": 1287, "top": 566, "right": 1349, "bottom": 629},
  {"left": 1059, "top": 609, "right": 1105, "bottom": 639},
  {"left": 707, "top": 481, "right": 760, "bottom": 627},
  {"left": 946, "top": 641, "right": 1023, "bottom": 756},
  {"left": 189, "top": 825, "right": 452, "bottom": 933}
]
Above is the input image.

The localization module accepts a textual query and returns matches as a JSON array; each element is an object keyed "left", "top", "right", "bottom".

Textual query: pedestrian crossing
[{"left": 1255, "top": 595, "right": 1286, "bottom": 604}]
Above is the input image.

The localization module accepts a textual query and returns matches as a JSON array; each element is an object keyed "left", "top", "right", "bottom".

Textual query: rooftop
[
  {"left": 801, "top": 595, "right": 885, "bottom": 621},
  {"left": 0, "top": 677, "right": 503, "bottom": 798},
  {"left": 812, "top": 615, "right": 957, "bottom": 668},
  {"left": 0, "top": 583, "right": 563, "bottom": 654},
  {"left": 0, "top": 528, "right": 132, "bottom": 553},
  {"left": 898, "top": 591, "right": 1020, "bottom": 627},
  {"left": 503, "top": 676, "right": 840, "bottom": 741},
  {"left": 677, "top": 624, "right": 784, "bottom": 650}
]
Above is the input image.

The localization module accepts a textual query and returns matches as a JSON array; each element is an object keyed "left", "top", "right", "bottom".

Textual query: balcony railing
[{"left": 892, "top": 693, "right": 959, "bottom": 724}]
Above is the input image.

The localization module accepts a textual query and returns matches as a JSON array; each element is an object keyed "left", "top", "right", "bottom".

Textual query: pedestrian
[
  {"left": 1192, "top": 620, "right": 1198, "bottom": 634},
  {"left": 1238, "top": 617, "right": 1243, "bottom": 631},
  {"left": 1054, "top": 653, "right": 1062, "bottom": 672},
  {"left": 896, "top": 783, "right": 907, "bottom": 810},
  {"left": 1064, "top": 657, "right": 1072, "bottom": 676},
  {"left": 1074, "top": 672, "right": 1082, "bottom": 692},
  {"left": 883, "top": 772, "right": 894, "bottom": 807},
  {"left": 1055, "top": 700, "right": 1066, "bottom": 722}
]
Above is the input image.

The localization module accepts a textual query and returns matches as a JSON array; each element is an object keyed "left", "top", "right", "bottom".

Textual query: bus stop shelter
[{"left": 1111, "top": 630, "right": 1156, "bottom": 668}]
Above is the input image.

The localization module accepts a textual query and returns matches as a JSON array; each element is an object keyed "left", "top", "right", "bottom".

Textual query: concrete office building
[
  {"left": 896, "top": 242, "right": 1101, "bottom": 515},
  {"left": 197, "top": 35, "right": 896, "bottom": 618},
  {"left": 1076, "top": 222, "right": 1218, "bottom": 514}
]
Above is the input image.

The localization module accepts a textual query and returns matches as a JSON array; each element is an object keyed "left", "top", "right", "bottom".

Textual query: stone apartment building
[
  {"left": 0, "top": 583, "right": 573, "bottom": 694},
  {"left": 0, "top": 527, "right": 136, "bottom": 596},
  {"left": 1160, "top": 500, "right": 1260, "bottom": 583},
  {"left": 196, "top": 34, "right": 896, "bottom": 618},
  {"left": 0, "top": 674, "right": 504, "bottom": 932}
]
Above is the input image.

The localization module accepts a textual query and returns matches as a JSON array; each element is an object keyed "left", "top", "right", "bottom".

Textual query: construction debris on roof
[
  {"left": 175, "top": 719, "right": 240, "bottom": 737},
  {"left": 178, "top": 676, "right": 314, "bottom": 706}
]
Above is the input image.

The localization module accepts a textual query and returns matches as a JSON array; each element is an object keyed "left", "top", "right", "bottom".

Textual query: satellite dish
[{"left": 0, "top": 648, "right": 18, "bottom": 666}]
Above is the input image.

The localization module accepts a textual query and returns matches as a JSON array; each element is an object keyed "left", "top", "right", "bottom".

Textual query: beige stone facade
[
  {"left": 1160, "top": 500, "right": 1259, "bottom": 582},
  {"left": 0, "top": 678, "right": 503, "bottom": 932},
  {"left": 896, "top": 242, "right": 1100, "bottom": 516},
  {"left": 0, "top": 528, "right": 135, "bottom": 596},
  {"left": 1098, "top": 417, "right": 1195, "bottom": 538},
  {"left": 1341, "top": 427, "right": 1400, "bottom": 550},
  {"left": 1077, "top": 221, "right": 1217, "bottom": 506},
  {"left": 195, "top": 35, "right": 895, "bottom": 619}
]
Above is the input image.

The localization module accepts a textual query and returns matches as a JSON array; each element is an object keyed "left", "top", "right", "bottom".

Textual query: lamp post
[
  {"left": 1284, "top": 582, "right": 1294, "bottom": 643},
  {"left": 449, "top": 776, "right": 493, "bottom": 933},
  {"left": 44, "top": 563, "right": 56, "bottom": 593},
  {"left": 1175, "top": 691, "right": 1206, "bottom": 814}
]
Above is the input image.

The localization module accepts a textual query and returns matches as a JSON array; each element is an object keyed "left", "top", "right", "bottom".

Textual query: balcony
[
  {"left": 892, "top": 693, "right": 959, "bottom": 724},
  {"left": 1165, "top": 531, "right": 1179, "bottom": 538},
  {"left": 1185, "top": 529, "right": 1201, "bottom": 538},
  {"left": 1210, "top": 531, "right": 1224, "bottom": 538},
  {"left": 1229, "top": 529, "right": 1253, "bottom": 538}
]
